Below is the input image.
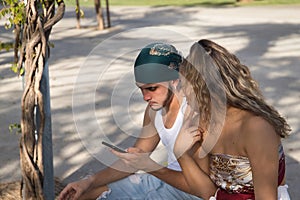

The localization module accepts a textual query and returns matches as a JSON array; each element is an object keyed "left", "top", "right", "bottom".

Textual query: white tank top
[{"left": 154, "top": 97, "right": 187, "bottom": 171}]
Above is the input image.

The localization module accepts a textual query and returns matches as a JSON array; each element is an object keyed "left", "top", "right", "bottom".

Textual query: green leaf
[
  {"left": 19, "top": 67, "right": 24, "bottom": 76},
  {"left": 48, "top": 41, "right": 55, "bottom": 48},
  {"left": 10, "top": 63, "right": 18, "bottom": 73},
  {"left": 8, "top": 123, "right": 21, "bottom": 134}
]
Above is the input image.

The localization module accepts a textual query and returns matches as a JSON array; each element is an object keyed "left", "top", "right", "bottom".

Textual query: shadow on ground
[{"left": 1, "top": 5, "right": 299, "bottom": 199}]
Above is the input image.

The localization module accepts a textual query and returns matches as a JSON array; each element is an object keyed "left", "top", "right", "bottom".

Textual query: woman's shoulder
[
  {"left": 242, "top": 113, "right": 275, "bottom": 134},
  {"left": 241, "top": 112, "right": 280, "bottom": 147}
]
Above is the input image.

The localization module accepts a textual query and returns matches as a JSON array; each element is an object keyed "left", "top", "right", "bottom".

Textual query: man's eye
[{"left": 147, "top": 87, "right": 157, "bottom": 91}]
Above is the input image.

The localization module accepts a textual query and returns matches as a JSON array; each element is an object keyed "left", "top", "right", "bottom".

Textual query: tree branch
[{"left": 29, "top": 1, "right": 65, "bottom": 49}]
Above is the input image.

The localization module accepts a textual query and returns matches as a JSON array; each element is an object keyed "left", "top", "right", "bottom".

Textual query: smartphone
[{"left": 102, "top": 141, "right": 127, "bottom": 153}]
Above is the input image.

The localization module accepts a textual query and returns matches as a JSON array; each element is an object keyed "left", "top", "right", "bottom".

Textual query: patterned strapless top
[{"left": 209, "top": 145, "right": 285, "bottom": 195}]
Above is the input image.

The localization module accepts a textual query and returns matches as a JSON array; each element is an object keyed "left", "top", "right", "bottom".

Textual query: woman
[{"left": 174, "top": 39, "right": 291, "bottom": 200}]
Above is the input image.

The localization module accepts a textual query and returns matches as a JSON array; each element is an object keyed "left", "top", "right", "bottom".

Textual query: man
[{"left": 58, "top": 43, "right": 202, "bottom": 200}]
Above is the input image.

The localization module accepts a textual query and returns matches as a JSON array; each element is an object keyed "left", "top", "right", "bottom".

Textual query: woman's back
[{"left": 208, "top": 107, "right": 285, "bottom": 199}]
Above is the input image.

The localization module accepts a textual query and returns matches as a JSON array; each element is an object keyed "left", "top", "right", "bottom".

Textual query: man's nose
[{"left": 142, "top": 90, "right": 151, "bottom": 102}]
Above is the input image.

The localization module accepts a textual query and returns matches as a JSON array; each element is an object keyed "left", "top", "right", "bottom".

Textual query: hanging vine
[
  {"left": 19, "top": 0, "right": 65, "bottom": 198},
  {"left": 1, "top": 0, "right": 65, "bottom": 198}
]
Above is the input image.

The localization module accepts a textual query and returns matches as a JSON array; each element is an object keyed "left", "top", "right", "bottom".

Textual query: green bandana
[{"left": 134, "top": 43, "right": 182, "bottom": 83}]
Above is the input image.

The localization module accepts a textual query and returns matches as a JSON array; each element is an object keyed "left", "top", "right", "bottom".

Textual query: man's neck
[
  {"left": 161, "top": 94, "right": 183, "bottom": 129},
  {"left": 162, "top": 93, "right": 183, "bottom": 115}
]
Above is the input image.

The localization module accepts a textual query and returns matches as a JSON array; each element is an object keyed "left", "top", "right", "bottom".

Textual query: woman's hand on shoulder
[{"left": 174, "top": 105, "right": 202, "bottom": 157}]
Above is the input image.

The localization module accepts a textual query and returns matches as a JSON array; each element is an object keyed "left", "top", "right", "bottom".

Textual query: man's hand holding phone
[{"left": 102, "top": 141, "right": 127, "bottom": 153}]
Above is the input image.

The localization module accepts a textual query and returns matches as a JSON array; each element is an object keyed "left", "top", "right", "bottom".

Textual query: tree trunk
[
  {"left": 105, "top": 0, "right": 111, "bottom": 28},
  {"left": 76, "top": 0, "right": 81, "bottom": 29},
  {"left": 94, "top": 0, "right": 104, "bottom": 30},
  {"left": 18, "top": 0, "right": 65, "bottom": 199},
  {"left": 14, "top": 24, "right": 21, "bottom": 63}
]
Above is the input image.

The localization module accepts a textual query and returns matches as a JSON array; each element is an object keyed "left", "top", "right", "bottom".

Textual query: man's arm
[
  {"left": 112, "top": 147, "right": 195, "bottom": 195},
  {"left": 114, "top": 144, "right": 216, "bottom": 197},
  {"left": 110, "top": 104, "right": 193, "bottom": 194},
  {"left": 89, "top": 105, "right": 161, "bottom": 186},
  {"left": 58, "top": 105, "right": 161, "bottom": 200}
]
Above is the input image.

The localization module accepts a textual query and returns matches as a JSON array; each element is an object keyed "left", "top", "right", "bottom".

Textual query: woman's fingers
[{"left": 187, "top": 126, "right": 201, "bottom": 135}]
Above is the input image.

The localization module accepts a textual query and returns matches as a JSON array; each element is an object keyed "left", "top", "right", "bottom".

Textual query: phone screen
[{"left": 102, "top": 141, "right": 127, "bottom": 153}]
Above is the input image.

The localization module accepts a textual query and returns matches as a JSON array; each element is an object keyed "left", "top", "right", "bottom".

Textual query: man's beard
[{"left": 151, "top": 88, "right": 174, "bottom": 111}]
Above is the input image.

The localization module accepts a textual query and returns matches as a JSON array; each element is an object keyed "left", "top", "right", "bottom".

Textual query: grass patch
[{"left": 65, "top": 0, "right": 300, "bottom": 8}]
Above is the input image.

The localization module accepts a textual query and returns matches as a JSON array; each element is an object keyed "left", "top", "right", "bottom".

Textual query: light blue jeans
[{"left": 97, "top": 173, "right": 202, "bottom": 200}]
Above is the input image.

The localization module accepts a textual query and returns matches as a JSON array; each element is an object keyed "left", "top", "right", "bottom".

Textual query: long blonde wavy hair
[{"left": 180, "top": 39, "right": 291, "bottom": 138}]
